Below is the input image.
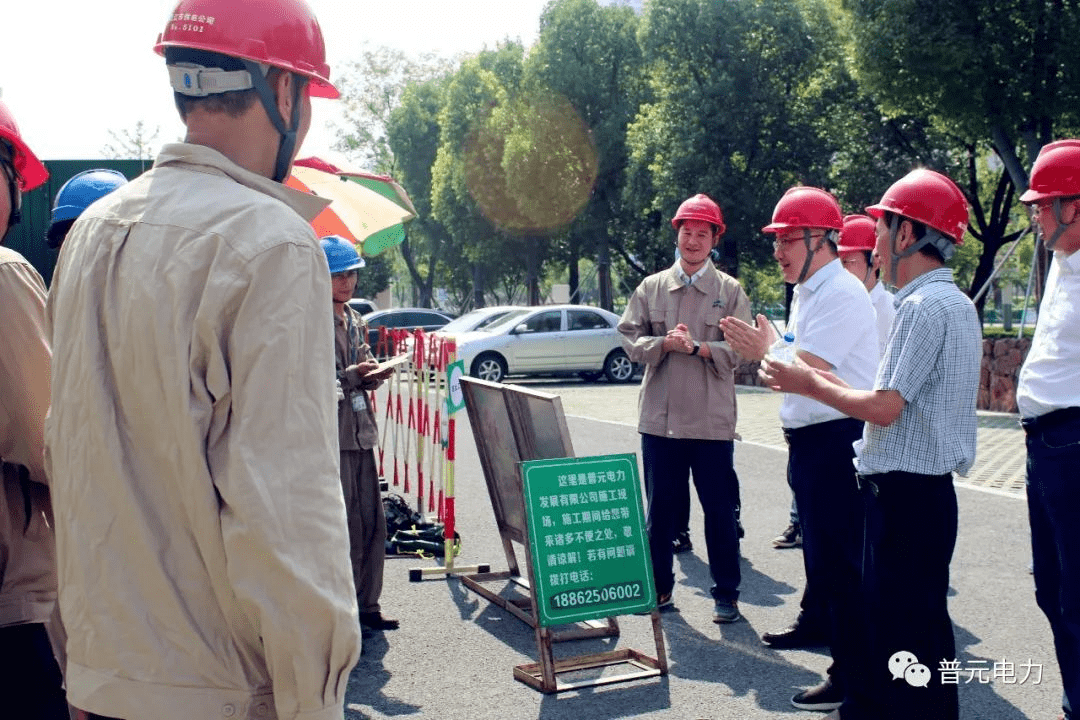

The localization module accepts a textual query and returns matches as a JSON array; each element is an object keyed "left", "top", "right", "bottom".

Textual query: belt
[
  {"left": 782, "top": 416, "right": 863, "bottom": 442},
  {"left": 856, "top": 470, "right": 952, "bottom": 496},
  {"left": 1021, "top": 406, "right": 1080, "bottom": 435}
]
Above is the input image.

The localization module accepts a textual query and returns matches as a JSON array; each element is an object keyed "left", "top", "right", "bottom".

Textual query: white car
[
  {"left": 433, "top": 305, "right": 525, "bottom": 337},
  {"left": 455, "top": 304, "right": 636, "bottom": 384}
]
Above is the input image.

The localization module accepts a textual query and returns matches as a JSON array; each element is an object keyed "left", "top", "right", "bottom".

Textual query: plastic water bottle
[{"left": 767, "top": 332, "right": 797, "bottom": 363}]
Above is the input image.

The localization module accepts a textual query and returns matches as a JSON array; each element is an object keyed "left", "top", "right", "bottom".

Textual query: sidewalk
[{"left": 550, "top": 383, "right": 1028, "bottom": 498}]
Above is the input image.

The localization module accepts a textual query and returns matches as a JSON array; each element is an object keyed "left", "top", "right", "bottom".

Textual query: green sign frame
[{"left": 521, "top": 453, "right": 655, "bottom": 626}]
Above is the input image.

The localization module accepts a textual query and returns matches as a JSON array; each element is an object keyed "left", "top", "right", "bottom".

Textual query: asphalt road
[{"left": 346, "top": 380, "right": 1058, "bottom": 720}]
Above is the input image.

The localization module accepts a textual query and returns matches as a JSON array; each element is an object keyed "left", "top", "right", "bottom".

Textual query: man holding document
[{"left": 323, "top": 235, "right": 400, "bottom": 631}]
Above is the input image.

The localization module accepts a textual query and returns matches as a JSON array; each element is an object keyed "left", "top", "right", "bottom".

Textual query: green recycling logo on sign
[{"left": 520, "top": 453, "right": 655, "bottom": 626}]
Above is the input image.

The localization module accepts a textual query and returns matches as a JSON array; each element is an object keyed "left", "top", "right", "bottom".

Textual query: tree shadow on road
[
  {"left": 658, "top": 610, "right": 823, "bottom": 715},
  {"left": 948, "top": 623, "right": 1046, "bottom": 720},
  {"left": 675, "top": 550, "right": 800, "bottom": 610}
]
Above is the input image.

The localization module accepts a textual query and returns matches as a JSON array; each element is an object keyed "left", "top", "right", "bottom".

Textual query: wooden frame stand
[
  {"left": 458, "top": 378, "right": 619, "bottom": 641},
  {"left": 514, "top": 611, "right": 668, "bottom": 693}
]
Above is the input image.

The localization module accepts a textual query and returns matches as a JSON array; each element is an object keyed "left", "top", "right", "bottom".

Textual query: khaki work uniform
[
  {"left": 45, "top": 143, "right": 361, "bottom": 720},
  {"left": 0, "top": 247, "right": 68, "bottom": 718},
  {"left": 0, "top": 246, "right": 55, "bottom": 630},
  {"left": 619, "top": 261, "right": 751, "bottom": 605},
  {"left": 335, "top": 306, "right": 386, "bottom": 614}
]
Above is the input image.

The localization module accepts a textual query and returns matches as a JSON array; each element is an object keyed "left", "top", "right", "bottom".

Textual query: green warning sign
[{"left": 520, "top": 453, "right": 655, "bottom": 626}]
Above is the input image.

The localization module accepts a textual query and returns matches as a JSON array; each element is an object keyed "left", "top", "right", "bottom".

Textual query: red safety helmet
[
  {"left": 671, "top": 193, "right": 726, "bottom": 234},
  {"left": 154, "top": 0, "right": 339, "bottom": 99},
  {"left": 0, "top": 100, "right": 48, "bottom": 192},
  {"left": 836, "top": 214, "right": 877, "bottom": 253},
  {"left": 1019, "top": 139, "right": 1080, "bottom": 203},
  {"left": 762, "top": 186, "right": 843, "bottom": 233},
  {"left": 866, "top": 169, "right": 968, "bottom": 244}
]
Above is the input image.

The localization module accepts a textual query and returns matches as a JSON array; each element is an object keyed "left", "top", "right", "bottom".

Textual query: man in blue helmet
[
  {"left": 322, "top": 236, "right": 398, "bottom": 632},
  {"left": 45, "top": 169, "right": 127, "bottom": 249}
]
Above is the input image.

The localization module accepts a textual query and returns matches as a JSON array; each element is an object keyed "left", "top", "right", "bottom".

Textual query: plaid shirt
[{"left": 854, "top": 268, "right": 981, "bottom": 476}]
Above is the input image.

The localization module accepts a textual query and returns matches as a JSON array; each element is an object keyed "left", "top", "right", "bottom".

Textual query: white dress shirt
[
  {"left": 1017, "top": 249, "right": 1080, "bottom": 418},
  {"left": 781, "top": 259, "right": 880, "bottom": 428},
  {"left": 870, "top": 280, "right": 896, "bottom": 356}
]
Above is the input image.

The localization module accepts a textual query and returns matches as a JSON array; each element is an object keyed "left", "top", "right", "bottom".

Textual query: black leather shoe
[
  {"left": 761, "top": 622, "right": 827, "bottom": 649},
  {"left": 359, "top": 612, "right": 400, "bottom": 630},
  {"left": 790, "top": 678, "right": 844, "bottom": 711}
]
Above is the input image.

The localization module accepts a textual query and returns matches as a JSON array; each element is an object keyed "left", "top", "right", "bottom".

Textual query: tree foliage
[
  {"left": 339, "top": 0, "right": 1080, "bottom": 316},
  {"left": 842, "top": 0, "right": 1080, "bottom": 180},
  {"left": 841, "top": 0, "right": 1080, "bottom": 306},
  {"left": 101, "top": 120, "right": 160, "bottom": 161},
  {"left": 529, "top": 0, "right": 645, "bottom": 308}
]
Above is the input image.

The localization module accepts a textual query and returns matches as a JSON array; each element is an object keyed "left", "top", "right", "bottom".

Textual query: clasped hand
[{"left": 663, "top": 323, "right": 695, "bottom": 353}]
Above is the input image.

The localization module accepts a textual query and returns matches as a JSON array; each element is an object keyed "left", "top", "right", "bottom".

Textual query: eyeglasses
[
  {"left": 331, "top": 270, "right": 358, "bottom": 280},
  {"left": 772, "top": 233, "right": 828, "bottom": 251}
]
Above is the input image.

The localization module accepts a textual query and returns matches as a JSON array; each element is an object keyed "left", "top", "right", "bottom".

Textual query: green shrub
[{"left": 981, "top": 326, "right": 1035, "bottom": 340}]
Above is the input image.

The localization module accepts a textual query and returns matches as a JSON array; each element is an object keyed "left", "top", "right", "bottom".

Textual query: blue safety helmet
[
  {"left": 320, "top": 234, "right": 365, "bottom": 274},
  {"left": 47, "top": 168, "right": 128, "bottom": 248}
]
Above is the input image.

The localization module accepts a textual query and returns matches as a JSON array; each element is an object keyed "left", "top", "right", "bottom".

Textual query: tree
[
  {"left": 841, "top": 0, "right": 1080, "bottom": 188},
  {"left": 528, "top": 0, "right": 645, "bottom": 309},
  {"left": 388, "top": 77, "right": 454, "bottom": 308},
  {"left": 623, "top": 0, "right": 854, "bottom": 279},
  {"left": 337, "top": 46, "right": 457, "bottom": 306},
  {"left": 101, "top": 120, "right": 160, "bottom": 161},
  {"left": 334, "top": 46, "right": 455, "bottom": 175},
  {"left": 431, "top": 42, "right": 564, "bottom": 306},
  {"left": 841, "top": 0, "right": 1080, "bottom": 300}
]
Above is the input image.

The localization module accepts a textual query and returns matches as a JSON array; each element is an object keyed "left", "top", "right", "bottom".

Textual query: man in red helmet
[
  {"left": 618, "top": 193, "right": 751, "bottom": 624},
  {"left": 0, "top": 100, "right": 70, "bottom": 720},
  {"left": 44, "top": 2, "right": 361, "bottom": 719},
  {"left": 759, "top": 169, "right": 982, "bottom": 720},
  {"left": 1017, "top": 139, "right": 1080, "bottom": 720},
  {"left": 722, "top": 186, "right": 879, "bottom": 713},
  {"left": 838, "top": 214, "right": 895, "bottom": 354}
]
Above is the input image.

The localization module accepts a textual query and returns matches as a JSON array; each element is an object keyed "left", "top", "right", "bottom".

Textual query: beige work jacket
[
  {"left": 0, "top": 247, "right": 56, "bottom": 629},
  {"left": 45, "top": 144, "right": 361, "bottom": 720},
  {"left": 619, "top": 262, "right": 751, "bottom": 441}
]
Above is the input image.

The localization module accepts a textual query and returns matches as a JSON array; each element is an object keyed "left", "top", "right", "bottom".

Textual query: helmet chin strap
[
  {"left": 242, "top": 60, "right": 306, "bottom": 183},
  {"left": 1041, "top": 198, "right": 1069, "bottom": 251},
  {"left": 888, "top": 215, "right": 956, "bottom": 283},
  {"left": 795, "top": 228, "right": 834, "bottom": 284}
]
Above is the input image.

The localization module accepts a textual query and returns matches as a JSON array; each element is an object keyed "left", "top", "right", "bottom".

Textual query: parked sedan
[
  {"left": 455, "top": 304, "right": 636, "bottom": 384},
  {"left": 432, "top": 305, "right": 525, "bottom": 338},
  {"left": 363, "top": 308, "right": 454, "bottom": 354}
]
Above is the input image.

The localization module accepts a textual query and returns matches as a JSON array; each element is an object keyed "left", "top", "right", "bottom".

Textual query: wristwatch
[{"left": 690, "top": 341, "right": 700, "bottom": 356}]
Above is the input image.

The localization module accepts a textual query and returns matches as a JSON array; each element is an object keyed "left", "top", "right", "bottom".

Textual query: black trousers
[
  {"left": 785, "top": 417, "right": 865, "bottom": 693},
  {"left": 0, "top": 622, "right": 68, "bottom": 720},
  {"left": 641, "top": 433, "right": 741, "bottom": 602},
  {"left": 1024, "top": 408, "right": 1080, "bottom": 720},
  {"left": 843, "top": 471, "right": 959, "bottom": 720}
]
